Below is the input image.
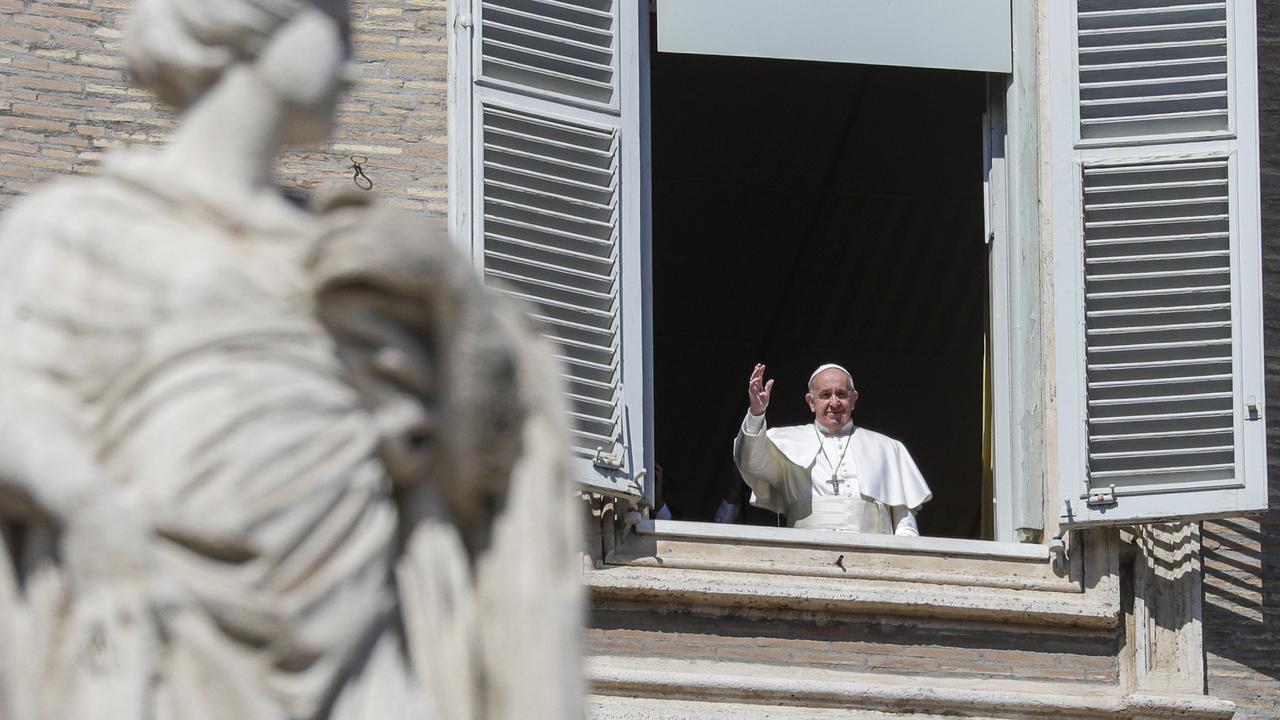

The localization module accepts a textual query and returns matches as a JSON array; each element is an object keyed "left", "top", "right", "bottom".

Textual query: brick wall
[
  {"left": 1200, "top": 1, "right": 1280, "bottom": 717},
  {"left": 0, "top": 0, "right": 448, "bottom": 215}
]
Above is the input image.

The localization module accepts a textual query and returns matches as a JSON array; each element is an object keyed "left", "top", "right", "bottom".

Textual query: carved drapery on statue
[{"left": 0, "top": 1, "right": 581, "bottom": 719}]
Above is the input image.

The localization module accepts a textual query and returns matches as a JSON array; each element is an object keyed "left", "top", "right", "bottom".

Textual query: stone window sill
[{"left": 589, "top": 519, "right": 1120, "bottom": 630}]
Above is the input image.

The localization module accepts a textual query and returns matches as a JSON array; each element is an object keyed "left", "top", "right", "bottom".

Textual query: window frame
[
  {"left": 635, "top": 1, "right": 1044, "bottom": 545},
  {"left": 986, "top": 0, "right": 1047, "bottom": 543},
  {"left": 448, "top": 0, "right": 1266, "bottom": 549},
  {"left": 448, "top": 0, "right": 1044, "bottom": 544}
]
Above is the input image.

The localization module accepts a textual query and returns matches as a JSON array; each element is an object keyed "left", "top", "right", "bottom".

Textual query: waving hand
[{"left": 747, "top": 363, "right": 774, "bottom": 416}]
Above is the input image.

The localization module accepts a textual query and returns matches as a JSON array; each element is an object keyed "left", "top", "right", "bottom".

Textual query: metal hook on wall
[{"left": 348, "top": 154, "right": 373, "bottom": 191}]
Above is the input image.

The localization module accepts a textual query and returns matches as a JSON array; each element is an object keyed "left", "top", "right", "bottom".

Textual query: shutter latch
[
  {"left": 593, "top": 445, "right": 624, "bottom": 471},
  {"left": 1246, "top": 396, "right": 1261, "bottom": 421},
  {"left": 1085, "top": 484, "right": 1117, "bottom": 508}
]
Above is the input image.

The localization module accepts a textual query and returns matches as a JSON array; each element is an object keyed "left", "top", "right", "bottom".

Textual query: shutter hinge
[
  {"left": 455, "top": 12, "right": 473, "bottom": 29},
  {"left": 1085, "top": 484, "right": 1117, "bottom": 508},
  {"left": 593, "top": 445, "right": 624, "bottom": 471},
  {"left": 1246, "top": 396, "right": 1261, "bottom": 421}
]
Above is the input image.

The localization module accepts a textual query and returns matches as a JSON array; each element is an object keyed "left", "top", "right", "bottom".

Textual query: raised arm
[
  {"left": 733, "top": 364, "right": 788, "bottom": 513},
  {"left": 747, "top": 362, "right": 774, "bottom": 417}
]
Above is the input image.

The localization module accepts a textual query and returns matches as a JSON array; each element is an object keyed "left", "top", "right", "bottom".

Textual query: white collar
[{"left": 814, "top": 420, "right": 854, "bottom": 438}]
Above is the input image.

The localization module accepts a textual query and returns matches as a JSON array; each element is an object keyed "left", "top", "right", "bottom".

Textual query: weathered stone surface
[
  {"left": 0, "top": 0, "right": 448, "bottom": 215},
  {"left": 0, "top": 2, "right": 580, "bottom": 718}
]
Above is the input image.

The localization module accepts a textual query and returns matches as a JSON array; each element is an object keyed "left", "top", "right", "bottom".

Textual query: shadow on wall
[
  {"left": 1202, "top": 514, "right": 1279, "bottom": 681},
  {"left": 1200, "top": 4, "right": 1280, "bottom": 708}
]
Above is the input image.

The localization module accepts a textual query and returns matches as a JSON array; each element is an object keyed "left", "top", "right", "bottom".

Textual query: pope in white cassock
[{"left": 733, "top": 363, "right": 932, "bottom": 535}]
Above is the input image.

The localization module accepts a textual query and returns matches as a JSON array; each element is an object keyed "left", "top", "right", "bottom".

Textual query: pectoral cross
[{"left": 827, "top": 476, "right": 844, "bottom": 494}]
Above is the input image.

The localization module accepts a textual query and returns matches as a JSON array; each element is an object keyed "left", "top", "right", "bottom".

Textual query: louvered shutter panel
[
  {"left": 1050, "top": 0, "right": 1265, "bottom": 526},
  {"left": 478, "top": 0, "right": 618, "bottom": 107},
  {"left": 457, "top": 0, "right": 646, "bottom": 499},
  {"left": 1076, "top": 0, "right": 1230, "bottom": 141}
]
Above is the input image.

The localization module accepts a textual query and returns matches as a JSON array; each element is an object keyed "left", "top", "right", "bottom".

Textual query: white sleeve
[
  {"left": 733, "top": 411, "right": 787, "bottom": 514},
  {"left": 891, "top": 506, "right": 919, "bottom": 536},
  {"left": 735, "top": 412, "right": 774, "bottom": 476}
]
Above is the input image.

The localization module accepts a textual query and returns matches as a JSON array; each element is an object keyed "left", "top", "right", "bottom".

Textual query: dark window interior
[{"left": 650, "top": 47, "right": 989, "bottom": 539}]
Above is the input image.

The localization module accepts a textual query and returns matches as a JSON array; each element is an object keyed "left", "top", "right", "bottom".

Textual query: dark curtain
[{"left": 650, "top": 50, "right": 988, "bottom": 539}]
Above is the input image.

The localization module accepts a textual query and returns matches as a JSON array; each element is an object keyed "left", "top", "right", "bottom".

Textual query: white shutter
[
  {"left": 1051, "top": 0, "right": 1265, "bottom": 527},
  {"left": 1076, "top": 0, "right": 1230, "bottom": 141},
  {"left": 478, "top": 0, "right": 618, "bottom": 108},
  {"left": 455, "top": 0, "right": 646, "bottom": 500}
]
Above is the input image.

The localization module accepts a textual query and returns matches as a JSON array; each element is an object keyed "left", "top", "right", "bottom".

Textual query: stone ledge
[
  {"left": 638, "top": 520, "right": 1051, "bottom": 559},
  {"left": 588, "top": 666, "right": 1236, "bottom": 720},
  {"left": 588, "top": 565, "right": 1118, "bottom": 629},
  {"left": 608, "top": 520, "right": 1078, "bottom": 593}
]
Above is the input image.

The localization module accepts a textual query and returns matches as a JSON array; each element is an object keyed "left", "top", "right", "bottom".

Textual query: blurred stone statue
[{"left": 0, "top": 1, "right": 582, "bottom": 719}]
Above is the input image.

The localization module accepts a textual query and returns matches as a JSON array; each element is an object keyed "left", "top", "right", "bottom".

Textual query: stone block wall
[
  {"left": 0, "top": 0, "right": 448, "bottom": 215},
  {"left": 588, "top": 600, "right": 1120, "bottom": 687},
  {"left": 1200, "top": 2, "right": 1280, "bottom": 717}
]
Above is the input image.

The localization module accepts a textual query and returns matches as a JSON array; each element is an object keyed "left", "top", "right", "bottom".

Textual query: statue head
[{"left": 126, "top": 0, "right": 351, "bottom": 142}]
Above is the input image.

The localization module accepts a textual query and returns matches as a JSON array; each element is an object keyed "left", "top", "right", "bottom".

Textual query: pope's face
[{"left": 806, "top": 369, "right": 858, "bottom": 432}]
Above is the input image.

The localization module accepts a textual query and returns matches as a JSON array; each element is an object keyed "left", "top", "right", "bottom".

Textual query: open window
[
  {"left": 646, "top": 0, "right": 1013, "bottom": 541},
  {"left": 649, "top": 53, "right": 989, "bottom": 539},
  {"left": 448, "top": 0, "right": 1268, "bottom": 541}
]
